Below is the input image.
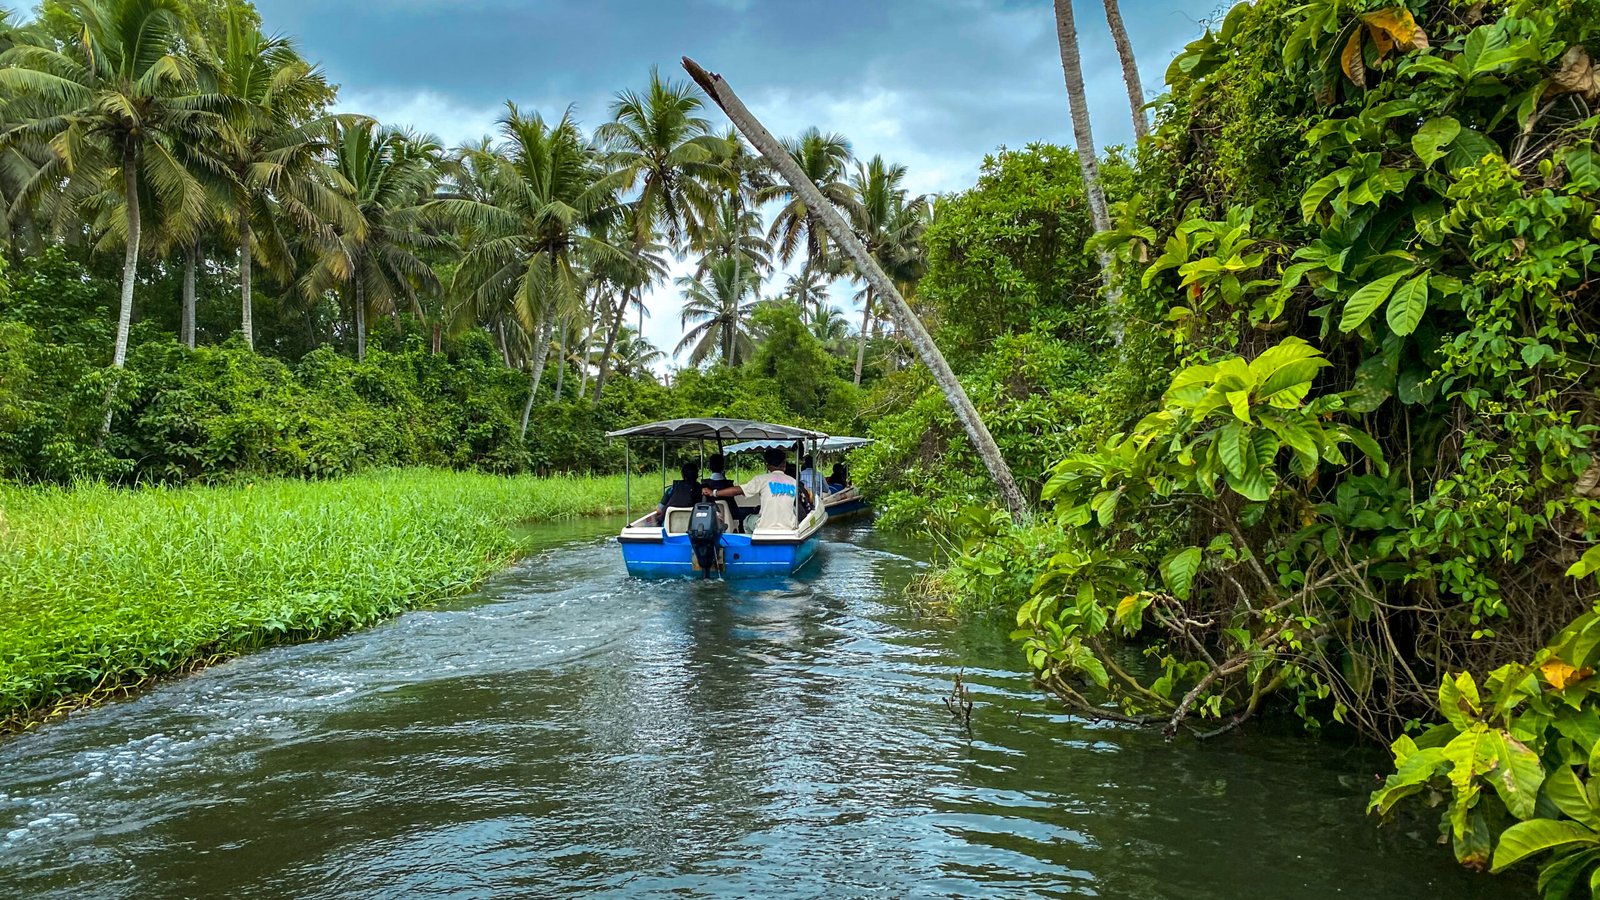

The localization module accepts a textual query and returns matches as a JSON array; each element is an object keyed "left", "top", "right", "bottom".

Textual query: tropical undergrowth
[
  {"left": 902, "top": 0, "right": 1600, "bottom": 891},
  {"left": 0, "top": 468, "right": 629, "bottom": 734}
]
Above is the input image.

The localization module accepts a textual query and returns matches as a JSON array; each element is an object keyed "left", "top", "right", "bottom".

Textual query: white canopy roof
[
  {"left": 605, "top": 418, "right": 827, "bottom": 442},
  {"left": 723, "top": 436, "right": 873, "bottom": 454}
]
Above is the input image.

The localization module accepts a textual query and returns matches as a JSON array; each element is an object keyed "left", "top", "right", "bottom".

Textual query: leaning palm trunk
[
  {"left": 1102, "top": 0, "right": 1148, "bottom": 141},
  {"left": 1054, "top": 0, "right": 1123, "bottom": 342},
  {"left": 181, "top": 242, "right": 197, "bottom": 349},
  {"left": 239, "top": 216, "right": 254, "bottom": 349},
  {"left": 519, "top": 311, "right": 555, "bottom": 440},
  {"left": 853, "top": 285, "right": 871, "bottom": 387},
  {"left": 102, "top": 156, "right": 143, "bottom": 437},
  {"left": 684, "top": 58, "right": 1031, "bottom": 521}
]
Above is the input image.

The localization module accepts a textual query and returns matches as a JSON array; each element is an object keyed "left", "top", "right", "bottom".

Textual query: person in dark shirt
[
  {"left": 827, "top": 463, "right": 850, "bottom": 492},
  {"left": 654, "top": 462, "right": 701, "bottom": 525},
  {"left": 705, "top": 453, "right": 750, "bottom": 532}
]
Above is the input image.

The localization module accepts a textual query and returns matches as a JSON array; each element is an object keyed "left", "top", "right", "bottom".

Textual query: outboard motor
[{"left": 688, "top": 501, "right": 724, "bottom": 577}]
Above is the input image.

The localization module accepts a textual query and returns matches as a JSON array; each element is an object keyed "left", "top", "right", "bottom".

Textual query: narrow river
[{"left": 1, "top": 519, "right": 1519, "bottom": 898}]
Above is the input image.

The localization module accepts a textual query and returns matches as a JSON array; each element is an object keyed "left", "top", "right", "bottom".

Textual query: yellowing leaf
[
  {"left": 1544, "top": 660, "right": 1580, "bottom": 689},
  {"left": 1341, "top": 29, "right": 1367, "bottom": 85},
  {"left": 1361, "top": 8, "right": 1430, "bottom": 51}
]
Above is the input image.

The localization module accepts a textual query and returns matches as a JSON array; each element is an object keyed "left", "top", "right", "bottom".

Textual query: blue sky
[{"left": 256, "top": 0, "right": 1227, "bottom": 364}]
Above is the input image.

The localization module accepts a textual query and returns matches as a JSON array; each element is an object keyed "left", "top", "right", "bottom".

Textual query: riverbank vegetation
[
  {"left": 0, "top": 469, "right": 627, "bottom": 733},
  {"left": 7, "top": 0, "right": 1600, "bottom": 891},
  {"left": 0, "top": 0, "right": 902, "bottom": 487},
  {"left": 889, "top": 0, "right": 1600, "bottom": 890}
]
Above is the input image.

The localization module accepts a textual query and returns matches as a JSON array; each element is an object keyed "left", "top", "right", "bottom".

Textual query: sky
[{"left": 255, "top": 0, "right": 1227, "bottom": 367}]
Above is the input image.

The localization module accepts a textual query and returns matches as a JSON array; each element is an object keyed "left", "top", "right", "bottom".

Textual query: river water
[{"left": 0, "top": 519, "right": 1520, "bottom": 898}]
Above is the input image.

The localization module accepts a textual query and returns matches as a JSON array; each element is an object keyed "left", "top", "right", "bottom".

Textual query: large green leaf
[
  {"left": 1385, "top": 274, "right": 1430, "bottom": 335},
  {"left": 1440, "top": 672, "right": 1482, "bottom": 729},
  {"left": 1545, "top": 767, "right": 1600, "bottom": 830},
  {"left": 1160, "top": 546, "right": 1203, "bottom": 601},
  {"left": 1253, "top": 337, "right": 1329, "bottom": 402},
  {"left": 1491, "top": 735, "right": 1545, "bottom": 820},
  {"left": 1218, "top": 423, "right": 1248, "bottom": 479},
  {"left": 1492, "top": 819, "right": 1600, "bottom": 872},
  {"left": 1340, "top": 270, "right": 1409, "bottom": 332},
  {"left": 1301, "top": 169, "right": 1345, "bottom": 223},
  {"left": 1412, "top": 117, "right": 1460, "bottom": 166},
  {"left": 1444, "top": 127, "right": 1501, "bottom": 173}
]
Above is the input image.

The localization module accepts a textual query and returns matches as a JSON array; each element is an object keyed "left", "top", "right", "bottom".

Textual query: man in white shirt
[
  {"left": 703, "top": 447, "right": 800, "bottom": 531},
  {"left": 798, "top": 454, "right": 827, "bottom": 501}
]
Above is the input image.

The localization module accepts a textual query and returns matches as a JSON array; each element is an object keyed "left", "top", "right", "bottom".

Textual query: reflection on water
[{"left": 0, "top": 518, "right": 1520, "bottom": 898}]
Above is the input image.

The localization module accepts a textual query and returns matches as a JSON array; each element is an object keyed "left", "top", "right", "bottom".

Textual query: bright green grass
[{"left": 0, "top": 469, "right": 630, "bottom": 728}]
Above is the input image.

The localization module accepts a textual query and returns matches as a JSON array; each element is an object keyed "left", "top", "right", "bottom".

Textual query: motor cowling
[{"left": 688, "top": 502, "right": 723, "bottom": 577}]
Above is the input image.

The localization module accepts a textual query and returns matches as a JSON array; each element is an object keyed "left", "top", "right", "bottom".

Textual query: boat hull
[
  {"left": 823, "top": 496, "right": 870, "bottom": 520},
  {"left": 619, "top": 531, "right": 820, "bottom": 579}
]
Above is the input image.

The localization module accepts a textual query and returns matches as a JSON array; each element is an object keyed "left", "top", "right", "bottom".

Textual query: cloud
[
  {"left": 259, "top": 0, "right": 1227, "bottom": 374},
  {"left": 330, "top": 89, "right": 506, "bottom": 147}
]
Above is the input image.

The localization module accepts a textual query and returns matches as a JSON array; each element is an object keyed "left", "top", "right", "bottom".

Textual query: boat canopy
[
  {"left": 724, "top": 436, "right": 873, "bottom": 454},
  {"left": 605, "top": 417, "right": 827, "bottom": 443}
]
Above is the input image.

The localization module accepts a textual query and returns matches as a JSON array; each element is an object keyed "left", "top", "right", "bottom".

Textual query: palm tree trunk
[
  {"left": 519, "top": 310, "right": 554, "bottom": 440},
  {"left": 495, "top": 319, "right": 510, "bottom": 366},
  {"left": 1102, "top": 0, "right": 1149, "bottom": 141},
  {"left": 239, "top": 216, "right": 254, "bottom": 350},
  {"left": 102, "top": 155, "right": 142, "bottom": 437},
  {"left": 181, "top": 241, "right": 197, "bottom": 349},
  {"left": 431, "top": 323, "right": 442, "bottom": 354},
  {"left": 1053, "top": 0, "right": 1123, "bottom": 342},
  {"left": 853, "top": 285, "right": 872, "bottom": 387},
  {"left": 553, "top": 318, "right": 568, "bottom": 401},
  {"left": 593, "top": 289, "right": 628, "bottom": 403},
  {"left": 685, "top": 58, "right": 1031, "bottom": 520},
  {"left": 354, "top": 276, "right": 367, "bottom": 362}
]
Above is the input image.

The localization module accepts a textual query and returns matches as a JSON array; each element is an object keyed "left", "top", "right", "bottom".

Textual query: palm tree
[
  {"left": 304, "top": 120, "right": 443, "bottom": 362},
  {"left": 809, "top": 304, "right": 852, "bottom": 357},
  {"left": 848, "top": 155, "right": 928, "bottom": 385},
  {"left": 1102, "top": 0, "right": 1149, "bottom": 141},
  {"left": 611, "top": 326, "right": 664, "bottom": 379},
  {"left": 0, "top": 0, "right": 215, "bottom": 431},
  {"left": 759, "top": 126, "right": 855, "bottom": 317},
  {"left": 595, "top": 68, "right": 730, "bottom": 248},
  {"left": 590, "top": 207, "right": 667, "bottom": 403},
  {"left": 430, "top": 104, "right": 621, "bottom": 438},
  {"left": 694, "top": 195, "right": 770, "bottom": 278},
  {"left": 683, "top": 57, "right": 1030, "bottom": 520},
  {"left": 675, "top": 255, "right": 760, "bottom": 367},
  {"left": 213, "top": 6, "right": 344, "bottom": 350},
  {"left": 1053, "top": 0, "right": 1121, "bottom": 338},
  {"left": 781, "top": 268, "right": 828, "bottom": 313}
]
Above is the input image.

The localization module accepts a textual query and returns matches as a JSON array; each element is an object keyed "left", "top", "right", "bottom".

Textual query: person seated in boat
[
  {"left": 653, "top": 461, "right": 702, "bottom": 526},
  {"left": 703, "top": 447, "right": 800, "bottom": 532},
  {"left": 827, "top": 463, "right": 850, "bottom": 493},
  {"left": 704, "top": 453, "right": 749, "bottom": 531},
  {"left": 799, "top": 454, "right": 827, "bottom": 500}
]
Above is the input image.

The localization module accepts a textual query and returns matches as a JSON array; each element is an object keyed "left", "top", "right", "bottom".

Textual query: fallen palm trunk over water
[{"left": 681, "top": 57, "right": 1031, "bottom": 523}]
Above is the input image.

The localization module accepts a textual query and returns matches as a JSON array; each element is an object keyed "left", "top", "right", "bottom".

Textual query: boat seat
[{"left": 663, "top": 503, "right": 735, "bottom": 535}]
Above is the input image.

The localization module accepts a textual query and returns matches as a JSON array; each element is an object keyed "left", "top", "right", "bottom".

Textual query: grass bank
[{"left": 0, "top": 469, "right": 629, "bottom": 733}]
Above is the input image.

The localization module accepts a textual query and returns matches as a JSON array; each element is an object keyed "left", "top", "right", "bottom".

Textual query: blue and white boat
[
  {"left": 607, "top": 418, "right": 829, "bottom": 579},
  {"left": 723, "top": 435, "right": 874, "bottom": 522}
]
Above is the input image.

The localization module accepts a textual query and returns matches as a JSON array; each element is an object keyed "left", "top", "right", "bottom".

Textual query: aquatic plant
[{"left": 0, "top": 469, "right": 627, "bottom": 732}]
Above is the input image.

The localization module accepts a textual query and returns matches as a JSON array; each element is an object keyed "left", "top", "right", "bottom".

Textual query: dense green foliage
[
  {"left": 0, "top": 469, "right": 630, "bottom": 731},
  {"left": 0, "top": 0, "right": 900, "bottom": 486},
  {"left": 859, "top": 0, "right": 1600, "bottom": 891}
]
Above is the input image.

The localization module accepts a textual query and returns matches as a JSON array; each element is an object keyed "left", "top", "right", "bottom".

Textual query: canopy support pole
[{"left": 624, "top": 442, "right": 632, "bottom": 521}]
